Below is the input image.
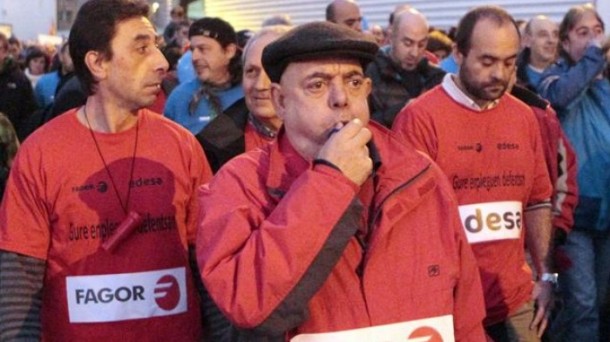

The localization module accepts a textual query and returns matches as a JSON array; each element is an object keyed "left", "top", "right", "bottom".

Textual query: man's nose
[
  {"left": 329, "top": 83, "right": 348, "bottom": 109},
  {"left": 154, "top": 47, "right": 169, "bottom": 73},
  {"left": 254, "top": 72, "right": 270, "bottom": 90},
  {"left": 492, "top": 63, "right": 513, "bottom": 81}
]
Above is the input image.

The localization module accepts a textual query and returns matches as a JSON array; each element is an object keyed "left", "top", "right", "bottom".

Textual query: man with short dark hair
[
  {"left": 197, "top": 21, "right": 486, "bottom": 341},
  {"left": 394, "top": 6, "right": 555, "bottom": 341},
  {"left": 326, "top": 0, "right": 363, "bottom": 32},
  {"left": 198, "top": 25, "right": 290, "bottom": 173},
  {"left": 164, "top": 17, "right": 244, "bottom": 136},
  {"left": 366, "top": 8, "right": 445, "bottom": 128},
  {"left": 0, "top": 0, "right": 211, "bottom": 340},
  {"left": 538, "top": 5, "right": 610, "bottom": 342}
]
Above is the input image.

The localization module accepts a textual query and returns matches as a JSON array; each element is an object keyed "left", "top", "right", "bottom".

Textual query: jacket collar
[{"left": 265, "top": 122, "right": 436, "bottom": 209}]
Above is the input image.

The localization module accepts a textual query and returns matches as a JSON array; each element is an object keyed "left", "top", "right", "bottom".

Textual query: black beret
[
  {"left": 189, "top": 17, "right": 237, "bottom": 47},
  {"left": 262, "top": 21, "right": 379, "bottom": 83}
]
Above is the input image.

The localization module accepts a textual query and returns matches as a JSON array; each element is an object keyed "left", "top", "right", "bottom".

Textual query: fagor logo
[
  {"left": 407, "top": 326, "right": 444, "bottom": 342},
  {"left": 75, "top": 286, "right": 145, "bottom": 304},
  {"left": 459, "top": 201, "right": 522, "bottom": 244},
  {"left": 67, "top": 267, "right": 187, "bottom": 323},
  {"left": 154, "top": 275, "right": 180, "bottom": 311}
]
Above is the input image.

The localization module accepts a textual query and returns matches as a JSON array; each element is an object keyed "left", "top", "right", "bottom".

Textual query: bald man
[
  {"left": 387, "top": 4, "right": 412, "bottom": 37},
  {"left": 325, "top": 0, "right": 363, "bottom": 32},
  {"left": 366, "top": 8, "right": 445, "bottom": 128},
  {"left": 516, "top": 16, "right": 559, "bottom": 91}
]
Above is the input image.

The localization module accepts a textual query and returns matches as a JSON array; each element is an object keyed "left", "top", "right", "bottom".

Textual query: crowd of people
[{"left": 0, "top": 0, "right": 609, "bottom": 341}]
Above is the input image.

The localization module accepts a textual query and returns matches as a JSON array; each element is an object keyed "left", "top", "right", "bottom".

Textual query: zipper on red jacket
[{"left": 356, "top": 163, "right": 432, "bottom": 278}]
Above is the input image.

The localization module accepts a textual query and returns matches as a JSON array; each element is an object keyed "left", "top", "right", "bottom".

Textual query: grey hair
[{"left": 242, "top": 25, "right": 293, "bottom": 64}]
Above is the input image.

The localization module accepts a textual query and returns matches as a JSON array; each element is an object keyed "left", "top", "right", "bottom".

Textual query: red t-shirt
[
  {"left": 0, "top": 108, "right": 212, "bottom": 340},
  {"left": 394, "top": 86, "right": 552, "bottom": 325}
]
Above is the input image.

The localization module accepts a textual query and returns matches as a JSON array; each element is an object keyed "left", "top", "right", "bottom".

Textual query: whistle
[{"left": 101, "top": 211, "right": 143, "bottom": 252}]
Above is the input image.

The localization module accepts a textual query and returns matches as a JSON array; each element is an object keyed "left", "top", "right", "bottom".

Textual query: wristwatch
[{"left": 539, "top": 272, "right": 558, "bottom": 285}]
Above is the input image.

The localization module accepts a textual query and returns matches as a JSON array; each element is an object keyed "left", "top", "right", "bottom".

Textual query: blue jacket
[
  {"left": 439, "top": 54, "right": 459, "bottom": 74},
  {"left": 177, "top": 50, "right": 196, "bottom": 84},
  {"left": 538, "top": 45, "right": 610, "bottom": 231},
  {"left": 34, "top": 71, "right": 60, "bottom": 108},
  {"left": 164, "top": 78, "right": 244, "bottom": 135}
]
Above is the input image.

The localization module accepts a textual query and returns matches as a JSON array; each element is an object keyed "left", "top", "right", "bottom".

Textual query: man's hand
[
  {"left": 316, "top": 118, "right": 373, "bottom": 186},
  {"left": 530, "top": 280, "right": 554, "bottom": 337}
]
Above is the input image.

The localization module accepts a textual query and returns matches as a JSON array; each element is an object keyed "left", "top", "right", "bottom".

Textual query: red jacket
[
  {"left": 511, "top": 85, "right": 578, "bottom": 234},
  {"left": 531, "top": 105, "right": 578, "bottom": 234},
  {"left": 197, "top": 123, "right": 486, "bottom": 341}
]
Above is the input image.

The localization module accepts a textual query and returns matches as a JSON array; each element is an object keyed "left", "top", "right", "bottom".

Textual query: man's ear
[
  {"left": 225, "top": 43, "right": 237, "bottom": 60},
  {"left": 453, "top": 44, "right": 464, "bottom": 66},
  {"left": 561, "top": 39, "right": 569, "bottom": 54},
  {"left": 270, "top": 82, "right": 286, "bottom": 120},
  {"left": 84, "top": 51, "right": 108, "bottom": 82},
  {"left": 522, "top": 33, "right": 532, "bottom": 48}
]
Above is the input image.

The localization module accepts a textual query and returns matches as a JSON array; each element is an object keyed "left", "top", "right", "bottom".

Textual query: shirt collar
[{"left": 441, "top": 73, "right": 500, "bottom": 111}]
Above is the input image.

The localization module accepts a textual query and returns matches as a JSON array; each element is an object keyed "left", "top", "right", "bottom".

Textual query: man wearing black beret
[
  {"left": 196, "top": 21, "right": 486, "bottom": 341},
  {"left": 164, "top": 17, "right": 245, "bottom": 136}
]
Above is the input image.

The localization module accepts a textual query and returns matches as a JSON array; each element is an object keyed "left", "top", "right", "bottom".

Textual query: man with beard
[
  {"left": 393, "top": 6, "right": 555, "bottom": 341},
  {"left": 165, "top": 17, "right": 245, "bottom": 136}
]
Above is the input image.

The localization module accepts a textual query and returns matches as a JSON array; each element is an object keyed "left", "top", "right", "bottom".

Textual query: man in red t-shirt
[
  {"left": 394, "top": 6, "right": 555, "bottom": 341},
  {"left": 0, "top": 1, "right": 212, "bottom": 340}
]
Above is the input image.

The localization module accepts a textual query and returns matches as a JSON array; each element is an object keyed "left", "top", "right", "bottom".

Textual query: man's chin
[
  {"left": 195, "top": 71, "right": 210, "bottom": 82},
  {"left": 402, "top": 63, "right": 417, "bottom": 71},
  {"left": 138, "top": 95, "right": 158, "bottom": 109},
  {"left": 484, "top": 85, "right": 507, "bottom": 97}
]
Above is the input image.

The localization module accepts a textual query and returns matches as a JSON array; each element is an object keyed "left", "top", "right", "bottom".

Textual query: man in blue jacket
[
  {"left": 164, "top": 17, "right": 244, "bottom": 135},
  {"left": 538, "top": 5, "right": 610, "bottom": 341}
]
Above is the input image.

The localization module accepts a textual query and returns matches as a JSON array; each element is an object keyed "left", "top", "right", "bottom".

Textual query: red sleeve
[
  {"left": 0, "top": 143, "right": 50, "bottom": 260},
  {"left": 392, "top": 103, "right": 439, "bottom": 160},
  {"left": 525, "top": 107, "right": 553, "bottom": 207},
  {"left": 197, "top": 155, "right": 360, "bottom": 332},
  {"left": 531, "top": 105, "right": 577, "bottom": 232},
  {"left": 553, "top": 127, "right": 578, "bottom": 233}
]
